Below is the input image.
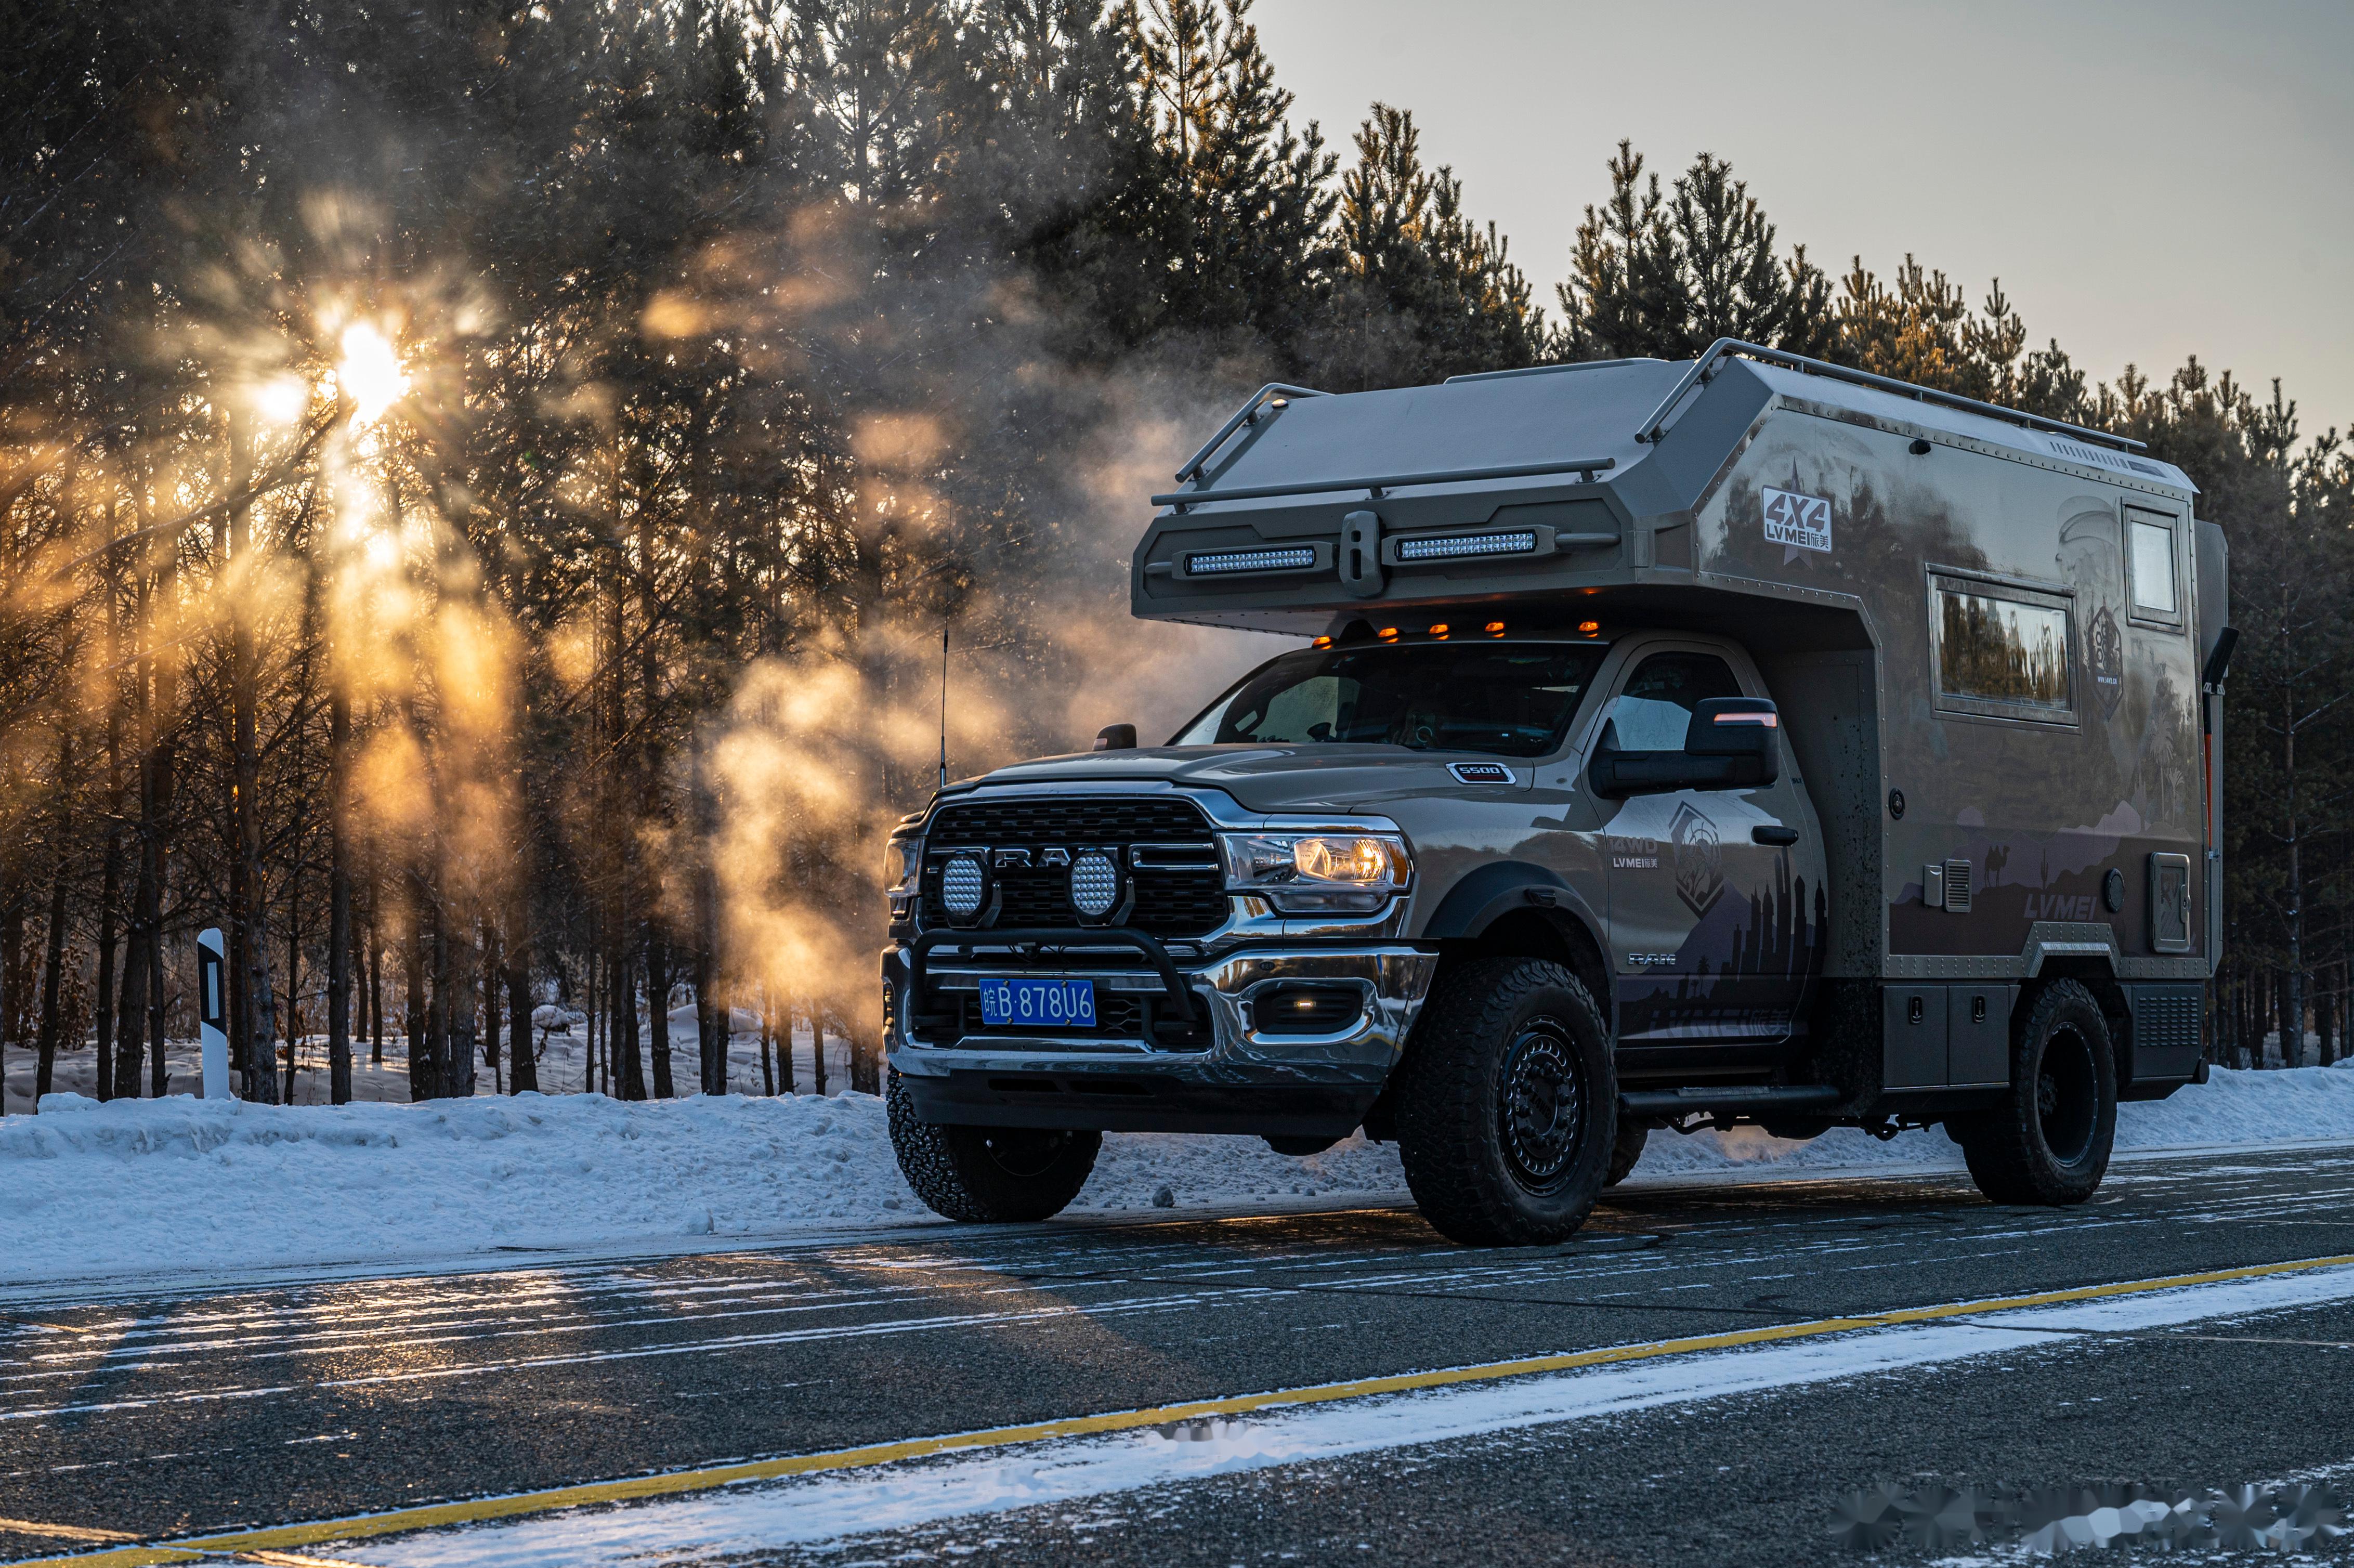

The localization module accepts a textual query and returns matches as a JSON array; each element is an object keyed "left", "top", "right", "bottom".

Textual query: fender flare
[{"left": 1420, "top": 860, "right": 1579, "bottom": 941}]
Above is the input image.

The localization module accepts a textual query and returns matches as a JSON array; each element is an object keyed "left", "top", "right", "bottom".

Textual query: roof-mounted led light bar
[
  {"left": 1183, "top": 543, "right": 1323, "bottom": 577},
  {"left": 1392, "top": 528, "right": 1539, "bottom": 563},
  {"left": 1188, "top": 544, "right": 1318, "bottom": 574}
]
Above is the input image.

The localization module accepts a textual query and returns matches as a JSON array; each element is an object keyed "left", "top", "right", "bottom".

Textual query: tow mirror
[
  {"left": 1094, "top": 723, "right": 1138, "bottom": 751},
  {"left": 1683, "top": 698, "right": 1781, "bottom": 783},
  {"left": 1589, "top": 697, "right": 1781, "bottom": 798}
]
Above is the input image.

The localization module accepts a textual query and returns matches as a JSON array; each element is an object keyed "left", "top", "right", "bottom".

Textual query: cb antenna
[{"left": 937, "top": 621, "right": 950, "bottom": 793}]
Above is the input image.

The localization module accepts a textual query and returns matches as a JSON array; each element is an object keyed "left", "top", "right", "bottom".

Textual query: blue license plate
[{"left": 977, "top": 977, "right": 1098, "bottom": 1029}]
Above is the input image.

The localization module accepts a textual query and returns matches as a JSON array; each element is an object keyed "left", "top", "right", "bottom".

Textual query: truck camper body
[{"left": 882, "top": 341, "right": 2228, "bottom": 1242}]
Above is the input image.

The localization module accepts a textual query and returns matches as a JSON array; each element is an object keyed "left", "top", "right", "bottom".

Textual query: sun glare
[
  {"left": 253, "top": 374, "right": 311, "bottom": 426},
  {"left": 337, "top": 323, "right": 409, "bottom": 425}
]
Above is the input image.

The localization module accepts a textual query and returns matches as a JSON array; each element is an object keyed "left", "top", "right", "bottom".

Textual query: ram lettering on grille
[{"left": 919, "top": 798, "right": 1227, "bottom": 937}]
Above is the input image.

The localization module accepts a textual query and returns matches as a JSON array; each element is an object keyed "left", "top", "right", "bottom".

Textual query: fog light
[
  {"left": 1069, "top": 850, "right": 1120, "bottom": 920},
  {"left": 940, "top": 855, "right": 986, "bottom": 921}
]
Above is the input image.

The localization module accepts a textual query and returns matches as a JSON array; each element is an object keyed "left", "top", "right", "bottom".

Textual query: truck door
[{"left": 1597, "top": 649, "right": 1819, "bottom": 1054}]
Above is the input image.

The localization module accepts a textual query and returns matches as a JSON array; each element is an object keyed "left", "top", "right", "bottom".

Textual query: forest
[{"left": 3, "top": 0, "right": 2348, "bottom": 1109}]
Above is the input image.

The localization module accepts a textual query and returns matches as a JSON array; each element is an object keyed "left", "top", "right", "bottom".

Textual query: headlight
[
  {"left": 1218, "top": 831, "right": 1411, "bottom": 913},
  {"left": 883, "top": 835, "right": 924, "bottom": 900}
]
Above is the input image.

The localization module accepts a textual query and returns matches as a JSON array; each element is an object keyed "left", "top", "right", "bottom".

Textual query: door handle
[{"left": 1751, "top": 825, "right": 1800, "bottom": 846}]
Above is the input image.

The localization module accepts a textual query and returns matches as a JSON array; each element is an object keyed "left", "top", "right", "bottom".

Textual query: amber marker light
[
  {"left": 1377, "top": 626, "right": 1398, "bottom": 642},
  {"left": 1484, "top": 620, "right": 1507, "bottom": 635},
  {"left": 1312, "top": 635, "right": 1332, "bottom": 649},
  {"left": 1578, "top": 619, "right": 1601, "bottom": 635},
  {"left": 1428, "top": 623, "right": 1449, "bottom": 638}
]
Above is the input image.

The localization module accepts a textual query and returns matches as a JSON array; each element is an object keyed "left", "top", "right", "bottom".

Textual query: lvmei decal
[
  {"left": 1762, "top": 486, "right": 1833, "bottom": 553},
  {"left": 1668, "top": 802, "right": 1724, "bottom": 917},
  {"left": 2086, "top": 604, "right": 2123, "bottom": 720}
]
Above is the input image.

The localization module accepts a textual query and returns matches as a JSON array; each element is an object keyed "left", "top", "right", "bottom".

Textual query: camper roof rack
[
  {"left": 1636, "top": 337, "right": 2147, "bottom": 454},
  {"left": 1150, "top": 456, "right": 1617, "bottom": 513},
  {"left": 1171, "top": 383, "right": 1329, "bottom": 485}
]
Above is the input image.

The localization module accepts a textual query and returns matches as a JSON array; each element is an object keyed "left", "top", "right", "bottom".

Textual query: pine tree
[{"left": 1315, "top": 103, "right": 1540, "bottom": 388}]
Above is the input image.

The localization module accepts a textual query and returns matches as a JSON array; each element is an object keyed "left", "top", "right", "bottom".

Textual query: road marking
[
  {"left": 14, "top": 1250, "right": 2354, "bottom": 1568},
  {"left": 0, "top": 1521, "right": 137, "bottom": 1544}
]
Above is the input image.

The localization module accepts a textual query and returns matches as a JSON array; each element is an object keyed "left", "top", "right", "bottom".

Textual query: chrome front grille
[{"left": 919, "top": 795, "right": 1229, "bottom": 938}]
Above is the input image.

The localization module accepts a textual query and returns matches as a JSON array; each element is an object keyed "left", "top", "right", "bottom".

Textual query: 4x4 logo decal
[
  {"left": 1761, "top": 485, "right": 1833, "bottom": 553},
  {"left": 1669, "top": 801, "right": 1724, "bottom": 917}
]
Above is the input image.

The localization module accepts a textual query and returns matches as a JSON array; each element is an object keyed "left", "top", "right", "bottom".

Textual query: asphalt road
[{"left": 8, "top": 1145, "right": 2354, "bottom": 1565}]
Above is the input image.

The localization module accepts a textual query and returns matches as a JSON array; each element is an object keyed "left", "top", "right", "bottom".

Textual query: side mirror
[
  {"left": 1683, "top": 697, "right": 1782, "bottom": 785},
  {"left": 1589, "top": 697, "right": 1781, "bottom": 798},
  {"left": 1094, "top": 723, "right": 1138, "bottom": 751}
]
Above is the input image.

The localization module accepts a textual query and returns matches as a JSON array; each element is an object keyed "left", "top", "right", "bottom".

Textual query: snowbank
[{"left": 3, "top": 1063, "right": 2349, "bottom": 1290}]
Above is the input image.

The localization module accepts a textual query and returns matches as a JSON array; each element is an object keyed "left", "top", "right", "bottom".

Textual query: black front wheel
[
  {"left": 887, "top": 1072, "right": 1101, "bottom": 1222},
  {"left": 1605, "top": 1119, "right": 1649, "bottom": 1187},
  {"left": 1391, "top": 958, "right": 1616, "bottom": 1246},
  {"left": 1959, "top": 980, "right": 2117, "bottom": 1206}
]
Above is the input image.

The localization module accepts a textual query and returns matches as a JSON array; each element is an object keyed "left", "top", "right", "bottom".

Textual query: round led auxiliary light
[
  {"left": 940, "top": 855, "right": 987, "bottom": 921},
  {"left": 1069, "top": 850, "right": 1121, "bottom": 921}
]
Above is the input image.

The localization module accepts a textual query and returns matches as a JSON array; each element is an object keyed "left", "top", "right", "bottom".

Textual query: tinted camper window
[
  {"left": 2127, "top": 507, "right": 2181, "bottom": 622},
  {"left": 1931, "top": 581, "right": 2074, "bottom": 723}
]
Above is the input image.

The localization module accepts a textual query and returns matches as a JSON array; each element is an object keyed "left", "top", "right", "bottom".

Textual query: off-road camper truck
[{"left": 882, "top": 339, "right": 2227, "bottom": 1246}]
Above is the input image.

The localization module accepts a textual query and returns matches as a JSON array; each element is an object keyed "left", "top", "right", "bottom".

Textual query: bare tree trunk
[
  {"left": 115, "top": 917, "right": 149, "bottom": 1099},
  {"left": 368, "top": 860, "right": 385, "bottom": 1066},
  {"left": 613, "top": 935, "right": 645, "bottom": 1100},
  {"left": 32, "top": 782, "right": 71, "bottom": 1103},
  {"left": 328, "top": 680, "right": 353, "bottom": 1103},
  {"left": 96, "top": 819, "right": 121, "bottom": 1103},
  {"left": 482, "top": 919, "right": 501, "bottom": 1093},
  {"left": 506, "top": 888, "right": 535, "bottom": 1094},
  {"left": 759, "top": 998, "right": 775, "bottom": 1096},
  {"left": 446, "top": 909, "right": 476, "bottom": 1097},
  {"left": 97, "top": 581, "right": 124, "bottom": 1100},
  {"left": 646, "top": 929, "right": 674, "bottom": 1098},
  {"left": 147, "top": 918, "right": 166, "bottom": 1096},
  {"left": 0, "top": 884, "right": 18, "bottom": 1110},
  {"left": 284, "top": 879, "right": 302, "bottom": 1103},
  {"left": 227, "top": 408, "right": 279, "bottom": 1104},
  {"left": 404, "top": 889, "right": 430, "bottom": 1099}
]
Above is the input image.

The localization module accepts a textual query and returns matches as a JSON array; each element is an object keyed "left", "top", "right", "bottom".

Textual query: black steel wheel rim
[
  {"left": 1499, "top": 1018, "right": 1584, "bottom": 1194},
  {"left": 982, "top": 1129, "right": 1075, "bottom": 1179},
  {"left": 2036, "top": 1025, "right": 2099, "bottom": 1165}
]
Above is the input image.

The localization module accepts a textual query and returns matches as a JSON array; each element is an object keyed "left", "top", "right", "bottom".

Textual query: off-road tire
[
  {"left": 887, "top": 1072, "right": 1101, "bottom": 1222},
  {"left": 1605, "top": 1119, "right": 1649, "bottom": 1187},
  {"left": 1959, "top": 980, "right": 2116, "bottom": 1206},
  {"left": 1391, "top": 958, "right": 1616, "bottom": 1246}
]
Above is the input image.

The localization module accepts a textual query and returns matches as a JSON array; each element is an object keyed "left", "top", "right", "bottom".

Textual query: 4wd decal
[
  {"left": 2087, "top": 604, "right": 2123, "bottom": 720},
  {"left": 1762, "top": 485, "right": 1833, "bottom": 553},
  {"left": 1669, "top": 801, "right": 1724, "bottom": 916}
]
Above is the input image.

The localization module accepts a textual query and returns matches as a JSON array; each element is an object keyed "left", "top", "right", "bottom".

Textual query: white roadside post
[{"left": 197, "top": 927, "right": 230, "bottom": 1100}]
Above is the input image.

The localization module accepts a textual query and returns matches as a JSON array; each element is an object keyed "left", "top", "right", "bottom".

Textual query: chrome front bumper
[{"left": 884, "top": 942, "right": 1440, "bottom": 1089}]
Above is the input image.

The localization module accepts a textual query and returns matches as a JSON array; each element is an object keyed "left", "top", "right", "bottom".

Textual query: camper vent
[
  {"left": 2051, "top": 438, "right": 2166, "bottom": 481},
  {"left": 1943, "top": 857, "right": 1973, "bottom": 914},
  {"left": 1394, "top": 529, "right": 1539, "bottom": 563},
  {"left": 1186, "top": 545, "right": 1318, "bottom": 576}
]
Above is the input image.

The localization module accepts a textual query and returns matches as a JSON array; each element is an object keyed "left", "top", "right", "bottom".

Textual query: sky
[{"left": 1251, "top": 0, "right": 2354, "bottom": 441}]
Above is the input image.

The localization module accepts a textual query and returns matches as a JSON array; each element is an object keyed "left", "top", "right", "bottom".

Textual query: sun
[{"left": 337, "top": 323, "right": 409, "bottom": 425}]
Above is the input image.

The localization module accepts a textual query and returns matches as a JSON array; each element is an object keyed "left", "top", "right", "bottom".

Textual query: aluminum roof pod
[{"left": 1132, "top": 341, "right": 2198, "bottom": 638}]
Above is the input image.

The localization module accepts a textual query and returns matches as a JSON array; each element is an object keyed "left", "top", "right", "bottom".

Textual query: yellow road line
[
  {"left": 18, "top": 1249, "right": 2354, "bottom": 1568},
  {"left": 0, "top": 1524, "right": 136, "bottom": 1545}
]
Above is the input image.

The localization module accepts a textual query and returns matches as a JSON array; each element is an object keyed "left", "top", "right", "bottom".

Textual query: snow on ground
[
  {"left": 2, "top": 1063, "right": 2349, "bottom": 1290},
  {"left": 4, "top": 1022, "right": 861, "bottom": 1115}
]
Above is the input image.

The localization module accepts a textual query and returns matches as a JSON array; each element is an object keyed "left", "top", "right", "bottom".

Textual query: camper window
[
  {"left": 1930, "top": 580, "right": 2075, "bottom": 725},
  {"left": 2127, "top": 507, "right": 2182, "bottom": 624}
]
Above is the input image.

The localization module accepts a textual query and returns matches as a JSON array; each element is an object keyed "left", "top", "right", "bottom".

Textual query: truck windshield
[{"left": 1172, "top": 642, "right": 1609, "bottom": 758}]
